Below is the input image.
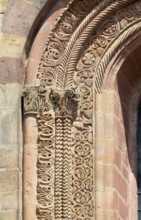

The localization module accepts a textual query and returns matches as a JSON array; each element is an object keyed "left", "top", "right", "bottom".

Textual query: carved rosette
[
  {"left": 71, "top": 83, "right": 93, "bottom": 220},
  {"left": 75, "top": 1, "right": 141, "bottom": 92},
  {"left": 25, "top": 0, "right": 141, "bottom": 220}
]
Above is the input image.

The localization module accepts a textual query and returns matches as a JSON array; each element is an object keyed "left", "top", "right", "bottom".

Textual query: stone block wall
[
  {"left": 0, "top": 0, "right": 141, "bottom": 219},
  {"left": 0, "top": 1, "right": 71, "bottom": 219},
  {"left": 0, "top": 83, "right": 22, "bottom": 219},
  {"left": 0, "top": 0, "right": 57, "bottom": 219},
  {"left": 0, "top": 1, "right": 22, "bottom": 219}
]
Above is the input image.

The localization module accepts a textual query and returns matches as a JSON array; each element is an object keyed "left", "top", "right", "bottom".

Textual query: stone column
[
  {"left": 23, "top": 86, "right": 46, "bottom": 220},
  {"left": 23, "top": 114, "right": 38, "bottom": 220}
]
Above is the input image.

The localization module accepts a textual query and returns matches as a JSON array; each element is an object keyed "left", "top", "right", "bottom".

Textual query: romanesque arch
[{"left": 23, "top": 0, "right": 141, "bottom": 219}]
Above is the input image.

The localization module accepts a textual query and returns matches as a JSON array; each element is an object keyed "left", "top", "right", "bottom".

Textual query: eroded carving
[
  {"left": 23, "top": 86, "right": 55, "bottom": 220},
  {"left": 37, "top": 0, "right": 100, "bottom": 88},
  {"left": 36, "top": 94, "right": 55, "bottom": 220},
  {"left": 23, "top": 86, "right": 47, "bottom": 115},
  {"left": 50, "top": 89, "right": 78, "bottom": 220},
  {"left": 55, "top": 12, "right": 77, "bottom": 41},
  {"left": 33, "top": 1, "right": 141, "bottom": 220},
  {"left": 50, "top": 88, "right": 78, "bottom": 119},
  {"left": 69, "top": 0, "right": 96, "bottom": 17},
  {"left": 75, "top": 0, "right": 141, "bottom": 93}
]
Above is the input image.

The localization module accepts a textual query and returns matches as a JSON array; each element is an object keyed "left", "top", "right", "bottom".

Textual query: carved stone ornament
[
  {"left": 24, "top": 0, "right": 141, "bottom": 219},
  {"left": 22, "top": 86, "right": 47, "bottom": 116}
]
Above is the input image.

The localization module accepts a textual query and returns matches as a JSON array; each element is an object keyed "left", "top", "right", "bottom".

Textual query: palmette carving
[
  {"left": 33, "top": 0, "right": 141, "bottom": 220},
  {"left": 50, "top": 89, "right": 78, "bottom": 119},
  {"left": 71, "top": 3, "right": 141, "bottom": 218},
  {"left": 37, "top": 0, "right": 99, "bottom": 88},
  {"left": 23, "top": 86, "right": 47, "bottom": 115},
  {"left": 74, "top": 1, "right": 141, "bottom": 93},
  {"left": 36, "top": 1, "right": 98, "bottom": 219}
]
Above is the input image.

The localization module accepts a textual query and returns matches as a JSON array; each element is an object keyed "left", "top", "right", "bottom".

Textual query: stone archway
[{"left": 23, "top": 0, "right": 141, "bottom": 219}]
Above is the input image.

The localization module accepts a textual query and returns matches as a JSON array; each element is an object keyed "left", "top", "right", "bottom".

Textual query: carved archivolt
[{"left": 23, "top": 0, "right": 141, "bottom": 219}]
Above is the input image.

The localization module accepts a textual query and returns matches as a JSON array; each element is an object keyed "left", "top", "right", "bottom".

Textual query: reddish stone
[
  {"left": 122, "top": 162, "right": 129, "bottom": 182},
  {"left": 114, "top": 169, "right": 128, "bottom": 202},
  {"left": 0, "top": 57, "right": 24, "bottom": 84},
  {"left": 118, "top": 197, "right": 128, "bottom": 220},
  {"left": 114, "top": 147, "right": 121, "bottom": 171},
  {"left": 2, "top": 0, "right": 39, "bottom": 37}
]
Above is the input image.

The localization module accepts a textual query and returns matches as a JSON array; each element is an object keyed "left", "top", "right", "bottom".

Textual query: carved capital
[
  {"left": 50, "top": 88, "right": 79, "bottom": 120},
  {"left": 22, "top": 86, "right": 47, "bottom": 116}
]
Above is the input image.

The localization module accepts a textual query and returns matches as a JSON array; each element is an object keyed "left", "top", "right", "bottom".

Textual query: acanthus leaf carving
[
  {"left": 23, "top": 86, "right": 47, "bottom": 116},
  {"left": 50, "top": 88, "right": 79, "bottom": 120},
  {"left": 32, "top": 1, "right": 141, "bottom": 220},
  {"left": 23, "top": 86, "right": 55, "bottom": 220}
]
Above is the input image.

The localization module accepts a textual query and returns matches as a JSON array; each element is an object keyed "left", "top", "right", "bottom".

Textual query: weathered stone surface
[
  {"left": 0, "top": 211, "right": 17, "bottom": 220},
  {"left": 24, "top": 116, "right": 38, "bottom": 145},
  {"left": 23, "top": 115, "right": 38, "bottom": 219},
  {"left": 0, "top": 169, "right": 18, "bottom": 192},
  {"left": 0, "top": 0, "right": 140, "bottom": 220},
  {"left": 0, "top": 191, "right": 18, "bottom": 210},
  {"left": 24, "top": 146, "right": 37, "bottom": 204},
  {"left": 0, "top": 83, "right": 21, "bottom": 110},
  {"left": 23, "top": 206, "right": 36, "bottom": 220},
  {"left": 0, "top": 14, "right": 4, "bottom": 30},
  {"left": 2, "top": 0, "right": 39, "bottom": 37},
  {"left": 0, "top": 33, "right": 26, "bottom": 58},
  {"left": 0, "top": 148, "right": 18, "bottom": 168},
  {"left": 0, "top": 0, "right": 8, "bottom": 13},
  {"left": 0, "top": 109, "right": 21, "bottom": 145},
  {"left": 24, "top": 0, "right": 47, "bottom": 9},
  {"left": 0, "top": 58, "right": 24, "bottom": 84}
]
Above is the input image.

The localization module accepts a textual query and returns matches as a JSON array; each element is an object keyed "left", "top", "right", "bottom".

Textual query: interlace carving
[
  {"left": 33, "top": 0, "right": 141, "bottom": 220},
  {"left": 71, "top": 76, "right": 93, "bottom": 220},
  {"left": 74, "top": 1, "right": 141, "bottom": 92},
  {"left": 37, "top": 0, "right": 100, "bottom": 89}
]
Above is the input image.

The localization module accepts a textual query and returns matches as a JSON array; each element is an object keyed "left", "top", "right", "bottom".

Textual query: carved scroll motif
[
  {"left": 72, "top": 73, "right": 93, "bottom": 220},
  {"left": 31, "top": 1, "right": 141, "bottom": 220},
  {"left": 75, "top": 1, "right": 141, "bottom": 92},
  {"left": 37, "top": 113, "right": 55, "bottom": 219},
  {"left": 71, "top": 3, "right": 141, "bottom": 217},
  {"left": 71, "top": 2, "right": 141, "bottom": 218},
  {"left": 23, "top": 86, "right": 79, "bottom": 220},
  {"left": 37, "top": 0, "right": 98, "bottom": 88},
  {"left": 23, "top": 86, "right": 55, "bottom": 220}
]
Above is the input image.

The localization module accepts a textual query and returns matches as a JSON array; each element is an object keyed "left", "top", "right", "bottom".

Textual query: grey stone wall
[{"left": 0, "top": 84, "right": 22, "bottom": 220}]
